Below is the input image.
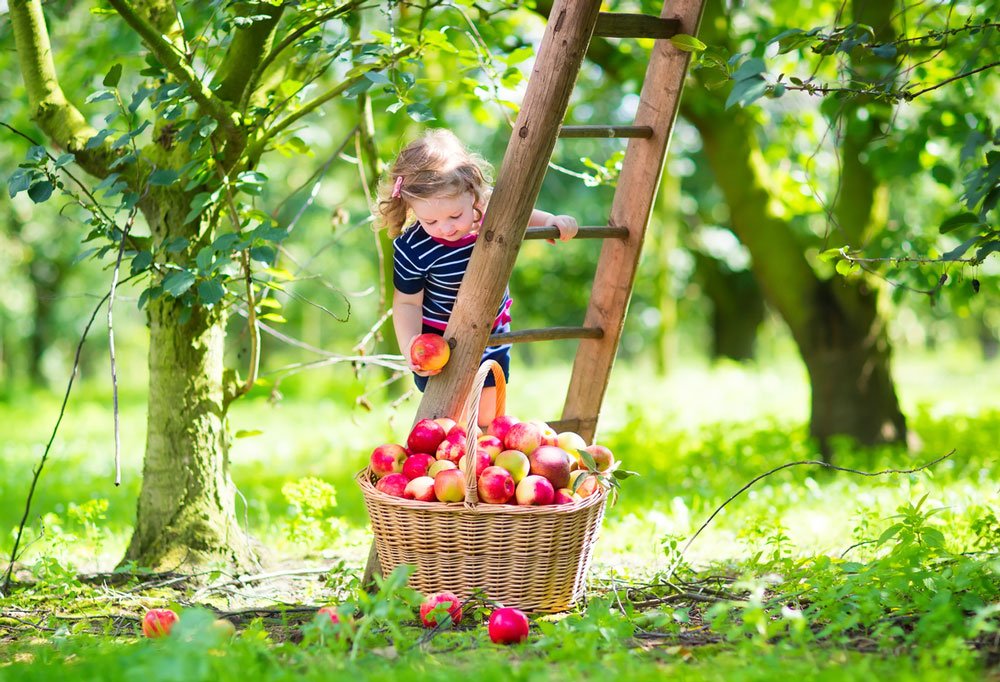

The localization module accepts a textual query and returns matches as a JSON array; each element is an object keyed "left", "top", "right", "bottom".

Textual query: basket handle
[{"left": 460, "top": 359, "right": 507, "bottom": 507}]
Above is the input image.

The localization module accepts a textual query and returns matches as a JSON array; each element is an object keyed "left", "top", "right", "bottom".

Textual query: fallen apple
[
  {"left": 212, "top": 619, "right": 237, "bottom": 639},
  {"left": 419, "top": 592, "right": 463, "bottom": 628},
  {"left": 487, "top": 607, "right": 529, "bottom": 644},
  {"left": 141, "top": 608, "right": 179, "bottom": 638},
  {"left": 410, "top": 333, "right": 450, "bottom": 372}
]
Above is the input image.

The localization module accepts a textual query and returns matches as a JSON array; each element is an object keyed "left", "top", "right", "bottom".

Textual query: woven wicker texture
[{"left": 358, "top": 360, "right": 608, "bottom": 613}]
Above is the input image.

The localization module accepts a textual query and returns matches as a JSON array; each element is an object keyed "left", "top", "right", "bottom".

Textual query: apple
[
  {"left": 530, "top": 420, "right": 559, "bottom": 447},
  {"left": 582, "top": 444, "right": 615, "bottom": 472},
  {"left": 504, "top": 421, "right": 543, "bottom": 455},
  {"left": 487, "top": 607, "right": 530, "bottom": 644},
  {"left": 477, "top": 466, "right": 515, "bottom": 504},
  {"left": 515, "top": 475, "right": 555, "bottom": 506},
  {"left": 446, "top": 424, "right": 468, "bottom": 442},
  {"left": 408, "top": 419, "right": 447, "bottom": 454},
  {"left": 141, "top": 608, "right": 179, "bottom": 638},
  {"left": 553, "top": 488, "right": 581, "bottom": 504},
  {"left": 568, "top": 469, "right": 599, "bottom": 498},
  {"left": 459, "top": 448, "right": 491, "bottom": 478},
  {"left": 410, "top": 333, "right": 450, "bottom": 372},
  {"left": 211, "top": 619, "right": 237, "bottom": 638},
  {"left": 402, "top": 453, "right": 436, "bottom": 480},
  {"left": 433, "top": 417, "right": 457, "bottom": 433},
  {"left": 419, "top": 591, "right": 463, "bottom": 628},
  {"left": 494, "top": 449, "right": 530, "bottom": 484},
  {"left": 557, "top": 431, "right": 587, "bottom": 459},
  {"left": 317, "top": 605, "right": 342, "bottom": 625},
  {"left": 375, "top": 473, "right": 408, "bottom": 498},
  {"left": 404, "top": 476, "right": 437, "bottom": 502},
  {"left": 528, "top": 445, "right": 573, "bottom": 490},
  {"left": 433, "top": 468, "right": 466, "bottom": 503},
  {"left": 477, "top": 434, "right": 504, "bottom": 461},
  {"left": 435, "top": 430, "right": 466, "bottom": 464},
  {"left": 488, "top": 415, "right": 519, "bottom": 443},
  {"left": 427, "top": 459, "right": 457, "bottom": 477},
  {"left": 369, "top": 443, "right": 407, "bottom": 478}
]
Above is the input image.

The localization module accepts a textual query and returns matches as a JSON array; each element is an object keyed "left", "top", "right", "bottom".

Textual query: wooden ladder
[{"left": 364, "top": 0, "right": 707, "bottom": 583}]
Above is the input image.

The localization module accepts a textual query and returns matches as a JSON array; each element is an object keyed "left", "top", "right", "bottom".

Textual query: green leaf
[
  {"left": 162, "top": 270, "right": 196, "bottom": 297},
  {"left": 259, "top": 312, "right": 287, "bottom": 323},
  {"left": 725, "top": 77, "right": 767, "bottom": 109},
  {"left": 835, "top": 258, "right": 854, "bottom": 276},
  {"left": 365, "top": 71, "right": 392, "bottom": 85},
  {"left": 148, "top": 169, "right": 180, "bottom": 186},
  {"left": 196, "top": 246, "right": 214, "bottom": 272},
  {"left": 164, "top": 236, "right": 189, "bottom": 253},
  {"left": 580, "top": 450, "right": 597, "bottom": 471},
  {"left": 732, "top": 58, "right": 766, "bottom": 82},
  {"left": 130, "top": 251, "right": 153, "bottom": 276},
  {"left": 8, "top": 169, "right": 33, "bottom": 197},
  {"left": 406, "top": 103, "right": 436, "bottom": 123},
  {"left": 27, "top": 180, "right": 54, "bottom": 203},
  {"left": 669, "top": 34, "right": 707, "bottom": 52},
  {"left": 942, "top": 234, "right": 982, "bottom": 261},
  {"left": 939, "top": 212, "right": 981, "bottom": 234},
  {"left": 54, "top": 153, "right": 76, "bottom": 169},
  {"left": 250, "top": 245, "right": 276, "bottom": 264},
  {"left": 975, "top": 240, "right": 1000, "bottom": 263},
  {"left": 871, "top": 44, "right": 897, "bottom": 58},
  {"left": 103, "top": 63, "right": 123, "bottom": 88},
  {"left": 235, "top": 430, "right": 263, "bottom": 438},
  {"left": 197, "top": 279, "right": 225, "bottom": 306},
  {"left": 877, "top": 523, "right": 903, "bottom": 546}
]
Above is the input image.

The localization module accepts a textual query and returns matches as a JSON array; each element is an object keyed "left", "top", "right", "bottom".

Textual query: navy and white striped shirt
[{"left": 393, "top": 223, "right": 512, "bottom": 331}]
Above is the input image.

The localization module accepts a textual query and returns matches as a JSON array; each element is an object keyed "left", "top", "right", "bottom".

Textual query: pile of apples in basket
[{"left": 369, "top": 415, "right": 629, "bottom": 505}]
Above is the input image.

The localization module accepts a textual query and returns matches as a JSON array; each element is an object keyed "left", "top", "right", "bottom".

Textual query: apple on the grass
[
  {"left": 408, "top": 418, "right": 447, "bottom": 455},
  {"left": 515, "top": 475, "right": 555, "bottom": 506},
  {"left": 582, "top": 444, "right": 615, "bottom": 472},
  {"left": 212, "top": 619, "right": 237, "bottom": 638},
  {"left": 419, "top": 592, "right": 463, "bottom": 628},
  {"left": 433, "top": 468, "right": 466, "bottom": 503},
  {"left": 369, "top": 443, "right": 407, "bottom": 478},
  {"left": 317, "top": 605, "right": 342, "bottom": 625},
  {"left": 427, "top": 459, "right": 457, "bottom": 478},
  {"left": 477, "top": 466, "right": 515, "bottom": 504},
  {"left": 477, "top": 434, "right": 504, "bottom": 461},
  {"left": 568, "top": 470, "right": 599, "bottom": 498},
  {"left": 402, "top": 453, "right": 436, "bottom": 480},
  {"left": 504, "top": 421, "right": 543, "bottom": 455},
  {"left": 404, "top": 476, "right": 437, "bottom": 502},
  {"left": 410, "top": 333, "right": 450, "bottom": 372},
  {"left": 459, "top": 448, "right": 491, "bottom": 478},
  {"left": 142, "top": 608, "right": 179, "bottom": 638},
  {"left": 375, "top": 473, "right": 408, "bottom": 498},
  {"left": 494, "top": 449, "right": 530, "bottom": 483},
  {"left": 528, "top": 445, "right": 573, "bottom": 490},
  {"left": 488, "top": 415, "right": 519, "bottom": 444},
  {"left": 488, "top": 608, "right": 530, "bottom": 644},
  {"left": 435, "top": 430, "right": 466, "bottom": 464}
]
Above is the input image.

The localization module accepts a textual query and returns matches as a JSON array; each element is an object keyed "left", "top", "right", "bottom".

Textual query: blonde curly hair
[{"left": 377, "top": 129, "right": 493, "bottom": 238}]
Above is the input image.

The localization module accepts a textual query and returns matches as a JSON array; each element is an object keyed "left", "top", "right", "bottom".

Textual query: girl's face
[{"left": 408, "top": 192, "right": 481, "bottom": 241}]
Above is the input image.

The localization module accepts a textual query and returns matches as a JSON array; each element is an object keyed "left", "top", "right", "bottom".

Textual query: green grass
[{"left": 1, "top": 348, "right": 998, "bottom": 679}]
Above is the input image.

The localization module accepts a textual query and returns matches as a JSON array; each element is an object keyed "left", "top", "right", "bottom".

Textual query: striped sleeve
[{"left": 392, "top": 232, "right": 425, "bottom": 294}]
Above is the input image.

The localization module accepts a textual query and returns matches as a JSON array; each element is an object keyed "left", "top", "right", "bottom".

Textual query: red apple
[
  {"left": 419, "top": 592, "right": 463, "bottom": 628},
  {"left": 427, "top": 459, "right": 457, "bottom": 477},
  {"left": 494, "top": 449, "right": 530, "bottom": 483},
  {"left": 515, "top": 475, "right": 555, "bottom": 506},
  {"left": 402, "top": 453, "right": 436, "bottom": 480},
  {"left": 446, "top": 424, "right": 468, "bottom": 442},
  {"left": 477, "top": 434, "right": 504, "bottom": 461},
  {"left": 435, "top": 430, "right": 466, "bottom": 464},
  {"left": 433, "top": 417, "right": 457, "bottom": 433},
  {"left": 504, "top": 421, "right": 543, "bottom": 455},
  {"left": 488, "top": 607, "right": 530, "bottom": 644},
  {"left": 553, "top": 488, "right": 581, "bottom": 504},
  {"left": 568, "top": 470, "right": 599, "bottom": 498},
  {"left": 488, "top": 415, "right": 519, "bottom": 443},
  {"left": 369, "top": 443, "right": 408, "bottom": 478},
  {"left": 582, "top": 444, "right": 615, "bottom": 472},
  {"left": 459, "top": 448, "right": 491, "bottom": 478},
  {"left": 410, "top": 333, "right": 450, "bottom": 372},
  {"left": 142, "top": 608, "right": 179, "bottom": 638},
  {"left": 433, "top": 468, "right": 466, "bottom": 503},
  {"left": 528, "top": 445, "right": 573, "bottom": 490},
  {"left": 408, "top": 419, "right": 447, "bottom": 454},
  {"left": 477, "top": 466, "right": 516, "bottom": 504},
  {"left": 317, "top": 605, "right": 342, "bottom": 625},
  {"left": 404, "top": 476, "right": 437, "bottom": 502},
  {"left": 530, "top": 420, "right": 559, "bottom": 447},
  {"left": 375, "top": 473, "right": 408, "bottom": 498}
]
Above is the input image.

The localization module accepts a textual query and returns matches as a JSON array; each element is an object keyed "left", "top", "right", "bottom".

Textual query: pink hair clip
[{"left": 391, "top": 176, "right": 404, "bottom": 199}]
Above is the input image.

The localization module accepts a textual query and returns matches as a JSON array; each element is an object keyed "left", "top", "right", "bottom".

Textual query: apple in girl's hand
[
  {"left": 487, "top": 608, "right": 530, "bottom": 644},
  {"left": 433, "top": 468, "right": 466, "bottom": 502},
  {"left": 488, "top": 415, "right": 519, "bottom": 443},
  {"left": 410, "top": 333, "right": 450, "bottom": 372},
  {"left": 477, "top": 435, "right": 504, "bottom": 461},
  {"left": 142, "top": 608, "right": 179, "bottom": 638},
  {"left": 427, "top": 459, "right": 457, "bottom": 477},
  {"left": 375, "top": 473, "right": 408, "bottom": 498},
  {"left": 404, "top": 476, "right": 437, "bottom": 502},
  {"left": 582, "top": 444, "right": 615, "bottom": 472},
  {"left": 370, "top": 443, "right": 407, "bottom": 478},
  {"left": 494, "top": 449, "right": 530, "bottom": 483},
  {"left": 504, "top": 421, "right": 543, "bottom": 455},
  {"left": 515, "top": 475, "right": 555, "bottom": 506},
  {"left": 435, "top": 430, "right": 466, "bottom": 463},
  {"left": 408, "top": 419, "right": 447, "bottom": 454},
  {"left": 459, "top": 448, "right": 491, "bottom": 478},
  {"left": 477, "top": 466, "right": 515, "bottom": 504},
  {"left": 419, "top": 592, "right": 463, "bottom": 628},
  {"left": 528, "top": 445, "right": 573, "bottom": 490},
  {"left": 402, "top": 453, "right": 436, "bottom": 480}
]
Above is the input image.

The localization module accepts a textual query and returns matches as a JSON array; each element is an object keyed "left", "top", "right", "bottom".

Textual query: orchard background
[{"left": 1, "top": 0, "right": 998, "bottom": 680}]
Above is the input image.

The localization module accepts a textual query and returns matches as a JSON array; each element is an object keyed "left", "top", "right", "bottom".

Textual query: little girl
[{"left": 377, "top": 129, "right": 578, "bottom": 426}]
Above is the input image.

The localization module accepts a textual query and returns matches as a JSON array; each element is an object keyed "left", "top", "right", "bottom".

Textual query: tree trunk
[{"left": 693, "top": 253, "right": 764, "bottom": 362}]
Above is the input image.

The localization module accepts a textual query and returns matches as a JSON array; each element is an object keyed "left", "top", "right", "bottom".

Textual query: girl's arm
[
  {"left": 392, "top": 288, "right": 439, "bottom": 376},
  {"left": 529, "top": 208, "right": 579, "bottom": 241}
]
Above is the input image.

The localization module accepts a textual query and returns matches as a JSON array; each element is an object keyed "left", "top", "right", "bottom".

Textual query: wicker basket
[{"left": 357, "top": 360, "right": 607, "bottom": 613}]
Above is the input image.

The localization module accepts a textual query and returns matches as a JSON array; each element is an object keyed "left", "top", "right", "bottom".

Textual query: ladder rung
[
  {"left": 487, "top": 326, "right": 604, "bottom": 346},
  {"left": 559, "top": 125, "right": 654, "bottom": 139},
  {"left": 593, "top": 12, "right": 682, "bottom": 40},
  {"left": 547, "top": 417, "right": 598, "bottom": 435},
  {"left": 525, "top": 226, "right": 629, "bottom": 241}
]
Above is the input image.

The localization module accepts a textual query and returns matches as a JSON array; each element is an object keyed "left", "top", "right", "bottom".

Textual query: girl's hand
[
  {"left": 406, "top": 335, "right": 442, "bottom": 377},
  {"left": 545, "top": 214, "right": 579, "bottom": 242}
]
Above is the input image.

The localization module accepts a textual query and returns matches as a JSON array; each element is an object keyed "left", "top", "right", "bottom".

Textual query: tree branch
[{"left": 214, "top": 3, "right": 285, "bottom": 106}]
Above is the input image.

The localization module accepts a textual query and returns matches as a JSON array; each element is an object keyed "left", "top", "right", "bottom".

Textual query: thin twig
[{"left": 108, "top": 210, "right": 137, "bottom": 486}]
